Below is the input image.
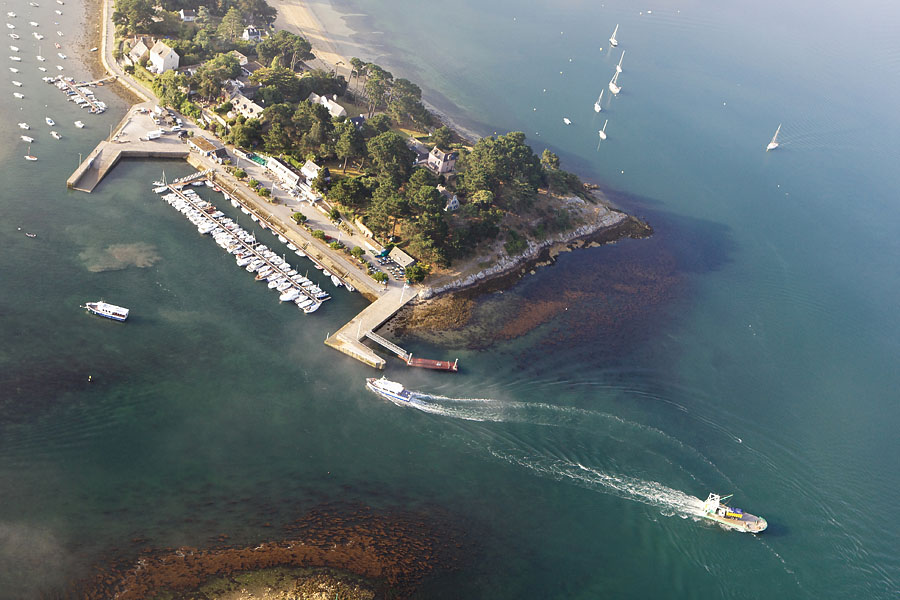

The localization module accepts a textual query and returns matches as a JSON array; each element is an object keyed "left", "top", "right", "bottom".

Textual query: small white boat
[
  {"left": 616, "top": 50, "right": 625, "bottom": 74},
  {"left": 74, "top": 120, "right": 84, "bottom": 128},
  {"left": 609, "top": 71, "right": 621, "bottom": 95},
  {"left": 33, "top": 32, "right": 43, "bottom": 40},
  {"left": 57, "top": 1, "right": 65, "bottom": 5},
  {"left": 50, "top": 130, "right": 61, "bottom": 139},
  {"left": 766, "top": 124, "right": 781, "bottom": 151},
  {"left": 279, "top": 288, "right": 301, "bottom": 302},
  {"left": 29, "top": 21, "right": 38, "bottom": 27},
  {"left": 6, "top": 23, "right": 15, "bottom": 30},
  {"left": 29, "top": 2, "right": 40, "bottom": 7},
  {"left": 89, "top": 47, "right": 97, "bottom": 52},
  {"left": 18, "top": 122, "right": 29, "bottom": 129},
  {"left": 38, "top": 66, "right": 46, "bottom": 71},
  {"left": 56, "top": 31, "right": 63, "bottom": 37},
  {"left": 9, "top": 44, "right": 17, "bottom": 51},
  {"left": 8, "top": 66, "right": 17, "bottom": 72},
  {"left": 36, "top": 53, "right": 44, "bottom": 61},
  {"left": 322, "top": 269, "right": 332, "bottom": 277},
  {"left": 21, "top": 135, "right": 34, "bottom": 142},
  {"left": 83, "top": 301, "right": 129, "bottom": 322},
  {"left": 609, "top": 24, "right": 619, "bottom": 47},
  {"left": 594, "top": 90, "right": 604, "bottom": 112},
  {"left": 24, "top": 145, "right": 37, "bottom": 160},
  {"left": 330, "top": 274, "right": 342, "bottom": 287},
  {"left": 8, "top": 33, "right": 19, "bottom": 39},
  {"left": 563, "top": 117, "right": 572, "bottom": 125},
  {"left": 55, "top": 64, "right": 63, "bottom": 70},
  {"left": 11, "top": 79, "right": 21, "bottom": 86},
  {"left": 6, "top": 12, "right": 15, "bottom": 18},
  {"left": 9, "top": 55, "right": 20, "bottom": 61},
  {"left": 57, "top": 52, "right": 66, "bottom": 59},
  {"left": 598, "top": 119, "right": 608, "bottom": 141},
  {"left": 55, "top": 10, "right": 62, "bottom": 15},
  {"left": 303, "top": 301, "right": 322, "bottom": 314},
  {"left": 45, "top": 117, "right": 55, "bottom": 126},
  {"left": 13, "top": 91, "right": 23, "bottom": 98}
]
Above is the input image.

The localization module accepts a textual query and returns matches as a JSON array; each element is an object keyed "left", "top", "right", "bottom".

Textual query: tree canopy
[{"left": 257, "top": 30, "right": 313, "bottom": 70}]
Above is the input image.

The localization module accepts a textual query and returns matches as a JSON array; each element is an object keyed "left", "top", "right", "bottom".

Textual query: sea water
[{"left": 1, "top": 0, "right": 899, "bottom": 598}]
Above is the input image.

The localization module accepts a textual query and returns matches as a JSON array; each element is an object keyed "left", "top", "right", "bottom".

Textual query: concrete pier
[{"left": 325, "top": 285, "right": 419, "bottom": 369}]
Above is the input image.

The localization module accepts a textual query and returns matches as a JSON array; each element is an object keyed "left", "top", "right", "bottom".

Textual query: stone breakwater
[{"left": 421, "top": 209, "right": 644, "bottom": 299}]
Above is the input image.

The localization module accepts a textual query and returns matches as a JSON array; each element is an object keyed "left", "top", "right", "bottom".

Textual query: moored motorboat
[
  {"left": 74, "top": 120, "right": 84, "bottom": 128},
  {"left": 83, "top": 301, "right": 129, "bottom": 321},
  {"left": 50, "top": 130, "right": 61, "bottom": 139},
  {"left": 45, "top": 116, "right": 54, "bottom": 126},
  {"left": 21, "top": 135, "right": 33, "bottom": 142},
  {"left": 701, "top": 493, "right": 767, "bottom": 533}
]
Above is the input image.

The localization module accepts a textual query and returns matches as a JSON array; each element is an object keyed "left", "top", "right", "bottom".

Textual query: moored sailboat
[
  {"left": 616, "top": 49, "right": 625, "bottom": 73},
  {"left": 608, "top": 71, "right": 621, "bottom": 95},
  {"left": 594, "top": 89, "right": 604, "bottom": 112},
  {"left": 609, "top": 24, "right": 619, "bottom": 47}
]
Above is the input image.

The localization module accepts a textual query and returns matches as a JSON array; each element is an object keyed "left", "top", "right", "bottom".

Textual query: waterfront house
[
  {"left": 266, "top": 156, "right": 301, "bottom": 189},
  {"left": 437, "top": 185, "right": 460, "bottom": 211},
  {"left": 188, "top": 135, "right": 227, "bottom": 159},
  {"left": 301, "top": 159, "right": 330, "bottom": 183},
  {"left": 426, "top": 146, "right": 458, "bottom": 175},
  {"left": 406, "top": 138, "right": 430, "bottom": 166},
  {"left": 229, "top": 50, "right": 249, "bottom": 66},
  {"left": 127, "top": 37, "right": 150, "bottom": 65},
  {"left": 148, "top": 40, "right": 180, "bottom": 74},
  {"left": 242, "top": 26, "right": 262, "bottom": 42},
  {"left": 178, "top": 9, "right": 196, "bottom": 22},
  {"left": 307, "top": 92, "right": 347, "bottom": 118},
  {"left": 229, "top": 90, "right": 264, "bottom": 120}
]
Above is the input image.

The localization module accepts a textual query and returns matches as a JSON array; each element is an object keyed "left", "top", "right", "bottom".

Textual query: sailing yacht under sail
[
  {"left": 609, "top": 24, "right": 619, "bottom": 47},
  {"left": 598, "top": 119, "right": 608, "bottom": 141},
  {"left": 609, "top": 71, "right": 621, "bottom": 95},
  {"left": 766, "top": 124, "right": 781, "bottom": 151},
  {"left": 616, "top": 50, "right": 625, "bottom": 73},
  {"left": 594, "top": 90, "right": 604, "bottom": 112}
]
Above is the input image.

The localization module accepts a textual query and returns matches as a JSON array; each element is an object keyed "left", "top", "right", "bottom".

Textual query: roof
[
  {"left": 179, "top": 9, "right": 196, "bottom": 17},
  {"left": 150, "top": 40, "right": 178, "bottom": 61},
  {"left": 189, "top": 136, "right": 225, "bottom": 153},
  {"left": 430, "top": 146, "right": 458, "bottom": 161},
  {"left": 389, "top": 247, "right": 416, "bottom": 268}
]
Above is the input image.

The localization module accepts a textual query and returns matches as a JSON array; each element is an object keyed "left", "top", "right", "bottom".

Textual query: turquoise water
[{"left": 2, "top": 0, "right": 899, "bottom": 598}]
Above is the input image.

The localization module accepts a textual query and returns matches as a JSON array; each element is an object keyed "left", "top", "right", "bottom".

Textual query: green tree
[
  {"left": 349, "top": 57, "right": 367, "bottom": 90},
  {"left": 373, "top": 271, "right": 388, "bottom": 283},
  {"left": 312, "top": 169, "right": 329, "bottom": 194},
  {"left": 351, "top": 246, "right": 365, "bottom": 260},
  {"left": 335, "top": 120, "right": 365, "bottom": 172},
  {"left": 250, "top": 66, "right": 302, "bottom": 102},
  {"left": 366, "top": 131, "right": 415, "bottom": 188},
  {"left": 216, "top": 7, "right": 244, "bottom": 43},
  {"left": 152, "top": 70, "right": 188, "bottom": 108},
  {"left": 404, "top": 263, "right": 429, "bottom": 283},
  {"left": 430, "top": 126, "right": 452, "bottom": 151},
  {"left": 291, "top": 212, "right": 308, "bottom": 224},
  {"left": 327, "top": 177, "right": 374, "bottom": 209},
  {"left": 363, "top": 63, "right": 393, "bottom": 117},
  {"left": 541, "top": 148, "right": 560, "bottom": 169},
  {"left": 113, "top": 0, "right": 155, "bottom": 33},
  {"left": 192, "top": 52, "right": 241, "bottom": 100},
  {"left": 407, "top": 185, "right": 444, "bottom": 216},
  {"left": 456, "top": 131, "right": 543, "bottom": 210},
  {"left": 257, "top": 30, "right": 313, "bottom": 71},
  {"left": 237, "top": 0, "right": 277, "bottom": 25},
  {"left": 312, "top": 230, "right": 326, "bottom": 240}
]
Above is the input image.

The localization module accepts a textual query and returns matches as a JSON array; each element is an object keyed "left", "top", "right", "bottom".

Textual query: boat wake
[{"left": 403, "top": 391, "right": 716, "bottom": 519}]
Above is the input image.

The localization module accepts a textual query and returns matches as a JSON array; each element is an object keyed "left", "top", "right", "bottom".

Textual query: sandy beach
[{"left": 270, "top": 0, "right": 359, "bottom": 77}]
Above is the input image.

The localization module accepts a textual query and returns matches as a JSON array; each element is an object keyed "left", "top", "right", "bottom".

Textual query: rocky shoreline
[{"left": 387, "top": 210, "right": 652, "bottom": 335}]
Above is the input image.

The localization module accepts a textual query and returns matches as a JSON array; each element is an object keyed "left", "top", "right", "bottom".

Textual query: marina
[{"left": 44, "top": 74, "right": 110, "bottom": 113}]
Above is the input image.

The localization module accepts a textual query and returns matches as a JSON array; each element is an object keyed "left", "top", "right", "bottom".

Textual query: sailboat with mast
[
  {"left": 24, "top": 145, "right": 37, "bottom": 160},
  {"left": 616, "top": 50, "right": 625, "bottom": 73},
  {"left": 766, "top": 124, "right": 781, "bottom": 151},
  {"left": 598, "top": 119, "right": 608, "bottom": 141},
  {"left": 609, "top": 24, "right": 619, "bottom": 47},
  {"left": 609, "top": 70, "right": 621, "bottom": 95},
  {"left": 594, "top": 89, "right": 604, "bottom": 112}
]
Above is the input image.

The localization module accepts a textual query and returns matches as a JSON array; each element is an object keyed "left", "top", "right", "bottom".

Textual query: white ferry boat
[
  {"left": 83, "top": 301, "right": 129, "bottom": 321},
  {"left": 365, "top": 377, "right": 413, "bottom": 404},
  {"left": 701, "top": 493, "right": 767, "bottom": 533}
]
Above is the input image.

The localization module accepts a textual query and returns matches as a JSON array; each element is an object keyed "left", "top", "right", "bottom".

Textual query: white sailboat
[
  {"left": 609, "top": 71, "right": 621, "bottom": 95},
  {"left": 594, "top": 90, "right": 604, "bottom": 112},
  {"left": 766, "top": 124, "right": 781, "bottom": 151},
  {"left": 598, "top": 119, "right": 608, "bottom": 141},
  {"left": 616, "top": 50, "right": 625, "bottom": 74},
  {"left": 24, "top": 145, "right": 37, "bottom": 161},
  {"left": 609, "top": 24, "right": 619, "bottom": 47}
]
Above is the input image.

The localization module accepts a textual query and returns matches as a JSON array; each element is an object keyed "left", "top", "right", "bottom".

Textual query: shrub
[
  {"left": 329, "top": 240, "right": 345, "bottom": 250},
  {"left": 248, "top": 178, "right": 259, "bottom": 188},
  {"left": 503, "top": 230, "right": 528, "bottom": 255},
  {"left": 373, "top": 271, "right": 388, "bottom": 283},
  {"left": 291, "top": 212, "right": 308, "bottom": 224},
  {"left": 329, "top": 207, "right": 341, "bottom": 222},
  {"left": 405, "top": 263, "right": 429, "bottom": 283},
  {"left": 350, "top": 246, "right": 365, "bottom": 260},
  {"left": 312, "top": 230, "right": 326, "bottom": 240},
  {"left": 234, "top": 168, "right": 247, "bottom": 179},
  {"left": 259, "top": 187, "right": 271, "bottom": 197}
]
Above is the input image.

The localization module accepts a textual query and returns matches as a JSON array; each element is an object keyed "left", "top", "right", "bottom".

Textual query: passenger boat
[
  {"left": 365, "top": 377, "right": 413, "bottom": 404},
  {"left": 701, "top": 493, "right": 767, "bottom": 533},
  {"left": 83, "top": 301, "right": 129, "bottom": 321}
]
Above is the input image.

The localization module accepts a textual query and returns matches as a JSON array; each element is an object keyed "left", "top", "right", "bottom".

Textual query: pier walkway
[{"left": 325, "top": 286, "right": 419, "bottom": 369}]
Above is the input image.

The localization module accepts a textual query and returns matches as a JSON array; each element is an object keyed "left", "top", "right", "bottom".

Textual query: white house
[
  {"left": 127, "top": 37, "right": 150, "bottom": 64},
  {"left": 426, "top": 146, "right": 458, "bottom": 175},
  {"left": 266, "top": 156, "right": 301, "bottom": 189},
  {"left": 148, "top": 40, "right": 179, "bottom": 73},
  {"left": 242, "top": 26, "right": 262, "bottom": 42},
  {"left": 229, "top": 91, "right": 264, "bottom": 119},
  {"left": 437, "top": 185, "right": 459, "bottom": 211},
  {"left": 229, "top": 50, "right": 248, "bottom": 66},
  {"left": 300, "top": 159, "right": 322, "bottom": 182},
  {"left": 307, "top": 92, "right": 347, "bottom": 119},
  {"left": 178, "top": 9, "right": 196, "bottom": 22}
]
